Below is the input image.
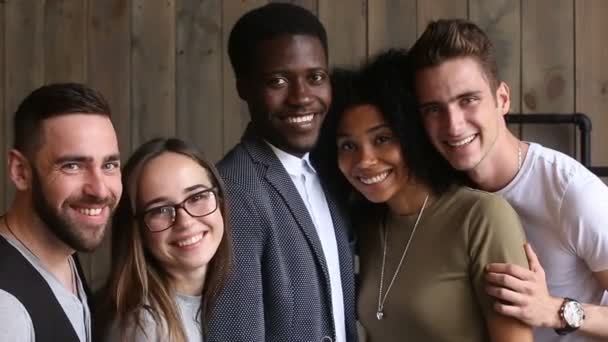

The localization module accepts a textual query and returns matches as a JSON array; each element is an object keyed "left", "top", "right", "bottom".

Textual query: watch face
[{"left": 563, "top": 301, "right": 585, "bottom": 328}]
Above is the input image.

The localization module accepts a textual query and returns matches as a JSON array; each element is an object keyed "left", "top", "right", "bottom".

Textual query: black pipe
[
  {"left": 506, "top": 113, "right": 593, "bottom": 169},
  {"left": 506, "top": 113, "right": 608, "bottom": 177},
  {"left": 589, "top": 167, "right": 608, "bottom": 178}
]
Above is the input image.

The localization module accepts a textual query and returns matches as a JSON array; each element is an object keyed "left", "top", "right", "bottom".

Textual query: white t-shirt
[
  {"left": 496, "top": 143, "right": 608, "bottom": 342},
  {"left": 0, "top": 233, "right": 91, "bottom": 342}
]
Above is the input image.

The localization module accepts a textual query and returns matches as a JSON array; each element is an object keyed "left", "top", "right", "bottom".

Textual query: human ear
[
  {"left": 8, "top": 149, "right": 32, "bottom": 191},
  {"left": 496, "top": 81, "right": 511, "bottom": 116},
  {"left": 236, "top": 78, "right": 249, "bottom": 101}
]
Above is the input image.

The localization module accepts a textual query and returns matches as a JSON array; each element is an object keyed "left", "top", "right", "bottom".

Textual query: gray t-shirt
[
  {"left": 0, "top": 233, "right": 91, "bottom": 342},
  {"left": 105, "top": 293, "right": 203, "bottom": 342}
]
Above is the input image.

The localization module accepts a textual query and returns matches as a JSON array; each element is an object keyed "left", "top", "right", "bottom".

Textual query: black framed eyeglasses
[{"left": 138, "top": 187, "right": 219, "bottom": 232}]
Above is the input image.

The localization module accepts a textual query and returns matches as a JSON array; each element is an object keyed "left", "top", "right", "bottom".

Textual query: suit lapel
[
  {"left": 325, "top": 190, "right": 357, "bottom": 337},
  {"left": 325, "top": 191, "right": 352, "bottom": 267},
  {"left": 265, "top": 166, "right": 329, "bottom": 274},
  {"left": 242, "top": 132, "right": 331, "bottom": 283}
]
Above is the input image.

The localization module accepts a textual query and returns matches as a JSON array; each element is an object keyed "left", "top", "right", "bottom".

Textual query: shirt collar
[{"left": 266, "top": 141, "right": 317, "bottom": 176}]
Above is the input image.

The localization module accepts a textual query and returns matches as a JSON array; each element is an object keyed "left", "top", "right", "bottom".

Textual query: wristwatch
[{"left": 555, "top": 298, "right": 585, "bottom": 335}]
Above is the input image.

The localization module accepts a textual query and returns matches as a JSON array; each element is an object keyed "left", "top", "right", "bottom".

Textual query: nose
[
  {"left": 287, "top": 79, "right": 313, "bottom": 107},
  {"left": 445, "top": 106, "right": 466, "bottom": 135},
  {"left": 174, "top": 207, "right": 196, "bottom": 230},
  {"left": 83, "top": 169, "right": 109, "bottom": 199},
  {"left": 355, "top": 145, "right": 378, "bottom": 169}
]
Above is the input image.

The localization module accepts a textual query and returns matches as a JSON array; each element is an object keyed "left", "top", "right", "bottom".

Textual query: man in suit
[
  {"left": 0, "top": 83, "right": 122, "bottom": 341},
  {"left": 208, "top": 3, "right": 356, "bottom": 342}
]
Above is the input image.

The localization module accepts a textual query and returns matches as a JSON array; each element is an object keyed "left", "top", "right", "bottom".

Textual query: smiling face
[
  {"left": 337, "top": 104, "right": 409, "bottom": 204},
  {"left": 239, "top": 34, "right": 330, "bottom": 157},
  {"left": 137, "top": 152, "right": 224, "bottom": 279},
  {"left": 415, "top": 57, "right": 510, "bottom": 173},
  {"left": 30, "top": 114, "right": 122, "bottom": 252}
]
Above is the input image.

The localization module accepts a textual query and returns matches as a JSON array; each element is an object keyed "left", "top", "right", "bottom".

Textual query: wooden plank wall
[{"left": 0, "top": 0, "right": 607, "bottom": 289}]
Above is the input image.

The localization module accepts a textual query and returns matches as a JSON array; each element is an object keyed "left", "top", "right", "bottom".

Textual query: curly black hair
[{"left": 314, "top": 49, "right": 465, "bottom": 203}]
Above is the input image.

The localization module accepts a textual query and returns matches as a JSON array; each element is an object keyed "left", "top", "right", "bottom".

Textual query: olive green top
[{"left": 357, "top": 187, "right": 529, "bottom": 342}]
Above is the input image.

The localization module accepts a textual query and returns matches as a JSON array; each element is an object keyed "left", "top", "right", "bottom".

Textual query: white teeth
[
  {"left": 448, "top": 135, "right": 476, "bottom": 147},
  {"left": 359, "top": 171, "right": 390, "bottom": 185},
  {"left": 77, "top": 208, "right": 102, "bottom": 216},
  {"left": 285, "top": 114, "right": 314, "bottom": 124},
  {"left": 175, "top": 233, "right": 203, "bottom": 247}
]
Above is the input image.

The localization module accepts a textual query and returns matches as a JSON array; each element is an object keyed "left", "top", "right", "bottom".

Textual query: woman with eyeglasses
[{"left": 97, "top": 138, "right": 231, "bottom": 342}]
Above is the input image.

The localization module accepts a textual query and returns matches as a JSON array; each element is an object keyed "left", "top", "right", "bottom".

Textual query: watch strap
[
  {"left": 554, "top": 297, "right": 583, "bottom": 336},
  {"left": 555, "top": 325, "right": 578, "bottom": 336}
]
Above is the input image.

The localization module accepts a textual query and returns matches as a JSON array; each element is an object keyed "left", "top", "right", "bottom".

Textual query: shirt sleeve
[
  {"left": 0, "top": 289, "right": 35, "bottom": 342},
  {"left": 560, "top": 170, "right": 608, "bottom": 272},
  {"left": 467, "top": 194, "right": 530, "bottom": 319}
]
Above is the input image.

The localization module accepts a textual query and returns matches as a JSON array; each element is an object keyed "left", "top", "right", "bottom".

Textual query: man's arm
[
  {"left": 0, "top": 290, "right": 35, "bottom": 342},
  {"left": 485, "top": 244, "right": 608, "bottom": 338},
  {"left": 580, "top": 270, "right": 608, "bottom": 336}
]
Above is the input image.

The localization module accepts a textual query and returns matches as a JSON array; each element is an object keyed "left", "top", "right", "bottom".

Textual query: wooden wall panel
[
  {"left": 469, "top": 0, "right": 522, "bottom": 137},
  {"left": 522, "top": 0, "right": 575, "bottom": 154},
  {"left": 176, "top": 0, "right": 223, "bottom": 162},
  {"left": 368, "top": 0, "right": 417, "bottom": 56},
  {"left": 417, "top": 0, "right": 467, "bottom": 34},
  {"left": 44, "top": 0, "right": 86, "bottom": 83},
  {"left": 131, "top": 0, "right": 176, "bottom": 149},
  {"left": 318, "top": 0, "right": 366, "bottom": 67},
  {"left": 575, "top": 0, "right": 608, "bottom": 167},
  {"left": 87, "top": 0, "right": 132, "bottom": 291},
  {"left": 222, "top": 0, "right": 266, "bottom": 153},
  {"left": 88, "top": 0, "right": 131, "bottom": 157},
  {"left": 270, "top": 0, "right": 317, "bottom": 13},
  {"left": 4, "top": 0, "right": 45, "bottom": 208},
  {"left": 0, "top": 1, "right": 5, "bottom": 212}
]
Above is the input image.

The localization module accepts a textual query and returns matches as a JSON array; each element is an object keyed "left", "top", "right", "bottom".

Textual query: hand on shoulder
[{"left": 484, "top": 243, "right": 562, "bottom": 328}]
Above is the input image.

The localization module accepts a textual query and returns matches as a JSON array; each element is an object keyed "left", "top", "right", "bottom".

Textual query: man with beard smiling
[
  {"left": 208, "top": 3, "right": 357, "bottom": 342},
  {"left": 0, "top": 83, "right": 122, "bottom": 342}
]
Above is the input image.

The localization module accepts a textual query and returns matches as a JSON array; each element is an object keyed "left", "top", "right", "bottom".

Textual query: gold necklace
[
  {"left": 2, "top": 214, "right": 77, "bottom": 294},
  {"left": 517, "top": 142, "right": 522, "bottom": 171},
  {"left": 376, "top": 195, "right": 429, "bottom": 320},
  {"left": 3, "top": 215, "right": 40, "bottom": 259}
]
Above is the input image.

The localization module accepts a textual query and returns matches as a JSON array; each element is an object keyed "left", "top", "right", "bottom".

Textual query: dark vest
[{"left": 0, "top": 235, "right": 81, "bottom": 341}]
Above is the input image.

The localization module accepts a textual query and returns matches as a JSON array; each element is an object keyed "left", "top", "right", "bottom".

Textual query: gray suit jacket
[{"left": 208, "top": 126, "right": 357, "bottom": 342}]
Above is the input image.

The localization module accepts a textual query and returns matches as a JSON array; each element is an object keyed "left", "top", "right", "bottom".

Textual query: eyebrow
[
  {"left": 337, "top": 123, "right": 391, "bottom": 138},
  {"left": 260, "top": 67, "right": 328, "bottom": 76},
  {"left": 105, "top": 154, "right": 121, "bottom": 163},
  {"left": 55, "top": 153, "right": 121, "bottom": 165},
  {"left": 143, "top": 184, "right": 212, "bottom": 208},
  {"left": 55, "top": 155, "right": 93, "bottom": 164},
  {"left": 418, "top": 90, "right": 482, "bottom": 108}
]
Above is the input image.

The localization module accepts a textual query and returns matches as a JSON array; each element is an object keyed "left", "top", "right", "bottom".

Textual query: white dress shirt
[{"left": 268, "top": 143, "right": 346, "bottom": 342}]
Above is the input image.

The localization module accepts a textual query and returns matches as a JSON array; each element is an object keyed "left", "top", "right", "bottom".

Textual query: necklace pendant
[{"left": 376, "top": 311, "right": 384, "bottom": 320}]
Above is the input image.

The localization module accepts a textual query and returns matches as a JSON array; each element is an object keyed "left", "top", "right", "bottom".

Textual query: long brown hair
[{"left": 98, "top": 137, "right": 232, "bottom": 341}]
